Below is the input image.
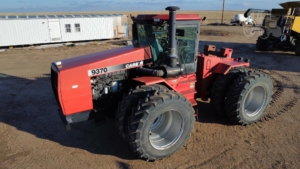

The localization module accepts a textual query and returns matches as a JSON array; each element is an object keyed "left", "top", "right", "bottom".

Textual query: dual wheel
[
  {"left": 115, "top": 69, "right": 273, "bottom": 161},
  {"left": 211, "top": 69, "right": 273, "bottom": 125},
  {"left": 115, "top": 84, "right": 195, "bottom": 161}
]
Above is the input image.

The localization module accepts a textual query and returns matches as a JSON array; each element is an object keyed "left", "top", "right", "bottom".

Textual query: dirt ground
[{"left": 1, "top": 23, "right": 300, "bottom": 168}]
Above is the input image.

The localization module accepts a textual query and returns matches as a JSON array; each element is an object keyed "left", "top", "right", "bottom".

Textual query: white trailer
[
  {"left": 0, "top": 14, "right": 128, "bottom": 47},
  {"left": 230, "top": 14, "right": 254, "bottom": 26}
]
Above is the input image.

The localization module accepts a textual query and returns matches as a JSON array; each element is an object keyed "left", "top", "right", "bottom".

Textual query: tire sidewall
[
  {"left": 210, "top": 68, "right": 247, "bottom": 116},
  {"left": 239, "top": 78, "right": 272, "bottom": 123},
  {"left": 116, "top": 84, "right": 168, "bottom": 139},
  {"left": 138, "top": 99, "right": 194, "bottom": 158}
]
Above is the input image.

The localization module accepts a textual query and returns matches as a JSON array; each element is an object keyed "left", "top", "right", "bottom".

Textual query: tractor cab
[{"left": 131, "top": 11, "right": 201, "bottom": 75}]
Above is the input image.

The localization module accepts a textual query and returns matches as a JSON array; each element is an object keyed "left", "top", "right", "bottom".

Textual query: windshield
[
  {"left": 136, "top": 23, "right": 169, "bottom": 64},
  {"left": 135, "top": 23, "right": 197, "bottom": 66}
]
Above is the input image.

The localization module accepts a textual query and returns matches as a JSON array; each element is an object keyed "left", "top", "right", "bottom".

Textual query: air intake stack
[{"left": 166, "top": 6, "right": 180, "bottom": 68}]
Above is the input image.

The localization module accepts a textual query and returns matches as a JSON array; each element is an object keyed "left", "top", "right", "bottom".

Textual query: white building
[{"left": 0, "top": 14, "right": 128, "bottom": 47}]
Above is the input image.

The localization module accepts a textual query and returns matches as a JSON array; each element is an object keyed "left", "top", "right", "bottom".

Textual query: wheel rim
[
  {"left": 244, "top": 86, "right": 267, "bottom": 117},
  {"left": 149, "top": 110, "right": 184, "bottom": 150}
]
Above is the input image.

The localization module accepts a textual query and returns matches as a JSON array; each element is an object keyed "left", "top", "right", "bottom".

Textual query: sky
[{"left": 0, "top": 0, "right": 288, "bottom": 13}]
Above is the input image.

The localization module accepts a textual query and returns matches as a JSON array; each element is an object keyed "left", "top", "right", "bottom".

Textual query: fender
[
  {"left": 133, "top": 74, "right": 198, "bottom": 106},
  {"left": 196, "top": 45, "right": 250, "bottom": 99},
  {"left": 212, "top": 61, "right": 249, "bottom": 75}
]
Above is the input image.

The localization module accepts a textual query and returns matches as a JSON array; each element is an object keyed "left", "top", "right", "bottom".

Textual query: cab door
[{"left": 176, "top": 21, "right": 200, "bottom": 74}]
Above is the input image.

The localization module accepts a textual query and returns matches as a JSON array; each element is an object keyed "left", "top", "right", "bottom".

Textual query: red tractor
[{"left": 51, "top": 6, "right": 273, "bottom": 161}]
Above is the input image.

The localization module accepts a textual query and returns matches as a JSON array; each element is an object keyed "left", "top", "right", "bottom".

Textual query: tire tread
[
  {"left": 127, "top": 91, "right": 195, "bottom": 161},
  {"left": 210, "top": 68, "right": 248, "bottom": 116},
  {"left": 225, "top": 71, "right": 273, "bottom": 125},
  {"left": 115, "top": 84, "right": 168, "bottom": 140}
]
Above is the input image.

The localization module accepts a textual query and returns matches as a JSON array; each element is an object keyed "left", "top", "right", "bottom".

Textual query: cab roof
[
  {"left": 135, "top": 14, "right": 202, "bottom": 21},
  {"left": 280, "top": 1, "right": 300, "bottom": 8}
]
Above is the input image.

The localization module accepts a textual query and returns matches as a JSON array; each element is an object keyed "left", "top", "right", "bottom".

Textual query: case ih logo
[
  {"left": 88, "top": 60, "right": 144, "bottom": 76},
  {"left": 125, "top": 61, "right": 143, "bottom": 68}
]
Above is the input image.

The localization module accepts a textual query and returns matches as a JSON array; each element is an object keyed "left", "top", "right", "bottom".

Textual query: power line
[{"left": 221, "top": 0, "right": 225, "bottom": 24}]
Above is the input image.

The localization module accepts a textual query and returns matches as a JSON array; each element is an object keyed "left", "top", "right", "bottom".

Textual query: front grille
[{"left": 51, "top": 65, "right": 61, "bottom": 109}]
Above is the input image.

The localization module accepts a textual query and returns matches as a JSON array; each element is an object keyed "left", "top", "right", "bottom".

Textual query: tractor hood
[
  {"left": 51, "top": 45, "right": 152, "bottom": 116},
  {"left": 55, "top": 46, "right": 152, "bottom": 73}
]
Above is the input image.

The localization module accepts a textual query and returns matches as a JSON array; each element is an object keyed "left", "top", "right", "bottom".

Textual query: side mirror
[
  {"left": 176, "top": 29, "right": 185, "bottom": 36},
  {"left": 202, "top": 16, "right": 207, "bottom": 21}
]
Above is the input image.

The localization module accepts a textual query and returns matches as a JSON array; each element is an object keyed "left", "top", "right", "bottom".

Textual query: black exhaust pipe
[{"left": 166, "top": 6, "right": 179, "bottom": 68}]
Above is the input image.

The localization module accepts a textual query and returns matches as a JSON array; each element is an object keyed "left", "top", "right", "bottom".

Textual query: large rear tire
[
  {"left": 127, "top": 91, "right": 195, "bottom": 161},
  {"left": 225, "top": 71, "right": 273, "bottom": 125},
  {"left": 115, "top": 84, "right": 168, "bottom": 140},
  {"left": 256, "top": 37, "right": 269, "bottom": 51},
  {"left": 210, "top": 68, "right": 248, "bottom": 116}
]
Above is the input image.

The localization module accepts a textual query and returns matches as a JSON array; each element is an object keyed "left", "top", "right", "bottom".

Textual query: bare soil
[{"left": 1, "top": 24, "right": 300, "bottom": 168}]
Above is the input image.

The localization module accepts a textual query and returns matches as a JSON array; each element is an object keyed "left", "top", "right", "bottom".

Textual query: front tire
[
  {"left": 127, "top": 91, "right": 195, "bottom": 161},
  {"left": 256, "top": 36, "right": 269, "bottom": 51},
  {"left": 225, "top": 71, "right": 273, "bottom": 125},
  {"left": 115, "top": 84, "right": 168, "bottom": 140}
]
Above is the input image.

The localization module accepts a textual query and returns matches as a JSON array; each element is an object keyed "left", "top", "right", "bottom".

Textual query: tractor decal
[{"left": 88, "top": 60, "right": 144, "bottom": 76}]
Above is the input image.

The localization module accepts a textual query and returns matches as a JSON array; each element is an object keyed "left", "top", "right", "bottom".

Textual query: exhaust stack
[{"left": 166, "top": 6, "right": 179, "bottom": 68}]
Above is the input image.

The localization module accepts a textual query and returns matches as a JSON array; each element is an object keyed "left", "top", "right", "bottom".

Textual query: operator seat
[{"left": 150, "top": 39, "right": 163, "bottom": 62}]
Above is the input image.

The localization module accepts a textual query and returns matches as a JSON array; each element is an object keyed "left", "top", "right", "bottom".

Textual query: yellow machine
[{"left": 245, "top": 1, "right": 300, "bottom": 55}]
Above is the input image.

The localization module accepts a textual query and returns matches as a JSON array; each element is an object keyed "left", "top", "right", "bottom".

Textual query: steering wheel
[{"left": 160, "top": 37, "right": 169, "bottom": 50}]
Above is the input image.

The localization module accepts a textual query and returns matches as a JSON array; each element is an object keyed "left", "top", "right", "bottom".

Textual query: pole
[{"left": 221, "top": 0, "right": 225, "bottom": 24}]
